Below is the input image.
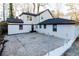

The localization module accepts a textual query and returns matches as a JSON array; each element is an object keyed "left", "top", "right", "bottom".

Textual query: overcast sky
[{"left": 0, "top": 3, "right": 79, "bottom": 21}]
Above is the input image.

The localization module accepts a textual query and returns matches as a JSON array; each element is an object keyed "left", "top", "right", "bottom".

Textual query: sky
[{"left": 0, "top": 3, "right": 79, "bottom": 21}]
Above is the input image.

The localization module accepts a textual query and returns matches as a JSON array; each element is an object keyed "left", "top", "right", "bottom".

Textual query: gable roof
[
  {"left": 19, "top": 9, "right": 53, "bottom": 17},
  {"left": 38, "top": 18, "right": 78, "bottom": 25},
  {"left": 6, "top": 18, "right": 24, "bottom": 23},
  {"left": 19, "top": 12, "right": 37, "bottom": 16},
  {"left": 37, "top": 9, "right": 53, "bottom": 17}
]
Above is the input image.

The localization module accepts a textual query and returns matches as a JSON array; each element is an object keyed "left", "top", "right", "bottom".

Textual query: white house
[
  {"left": 36, "top": 18, "right": 79, "bottom": 40},
  {"left": 6, "top": 9, "right": 53, "bottom": 34},
  {"left": 19, "top": 9, "right": 53, "bottom": 24},
  {"left": 6, "top": 9, "right": 79, "bottom": 41},
  {"left": 6, "top": 9, "right": 79, "bottom": 55}
]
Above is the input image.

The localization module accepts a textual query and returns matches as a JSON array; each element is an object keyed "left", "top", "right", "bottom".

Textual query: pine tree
[{"left": 9, "top": 3, "right": 14, "bottom": 18}]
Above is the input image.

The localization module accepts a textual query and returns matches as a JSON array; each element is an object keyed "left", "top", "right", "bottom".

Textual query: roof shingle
[
  {"left": 38, "top": 18, "right": 78, "bottom": 25},
  {"left": 6, "top": 18, "right": 24, "bottom": 23}
]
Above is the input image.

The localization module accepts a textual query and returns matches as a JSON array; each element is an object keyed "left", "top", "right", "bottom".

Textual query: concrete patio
[{"left": 2, "top": 32, "right": 65, "bottom": 56}]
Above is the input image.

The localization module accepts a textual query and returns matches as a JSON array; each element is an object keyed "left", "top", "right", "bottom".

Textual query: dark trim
[
  {"left": 47, "top": 9, "right": 54, "bottom": 17},
  {"left": 8, "top": 23, "right": 78, "bottom": 25},
  {"left": 19, "top": 9, "right": 53, "bottom": 18},
  {"left": 38, "top": 23, "right": 77, "bottom": 25},
  {"left": 37, "top": 9, "right": 53, "bottom": 17},
  {"left": 8, "top": 23, "right": 38, "bottom": 25},
  {"left": 19, "top": 13, "right": 37, "bottom": 16}
]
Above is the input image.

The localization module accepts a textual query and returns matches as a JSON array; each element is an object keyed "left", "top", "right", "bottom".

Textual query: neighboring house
[{"left": 6, "top": 9, "right": 79, "bottom": 41}]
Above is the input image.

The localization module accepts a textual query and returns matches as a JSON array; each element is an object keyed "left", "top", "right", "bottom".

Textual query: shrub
[{"left": 0, "top": 22, "right": 8, "bottom": 35}]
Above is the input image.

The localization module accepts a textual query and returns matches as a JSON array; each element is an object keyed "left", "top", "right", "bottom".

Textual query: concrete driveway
[{"left": 2, "top": 32, "right": 65, "bottom": 56}]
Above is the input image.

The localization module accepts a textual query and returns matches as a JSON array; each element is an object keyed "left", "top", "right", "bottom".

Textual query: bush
[{"left": 0, "top": 22, "right": 8, "bottom": 35}]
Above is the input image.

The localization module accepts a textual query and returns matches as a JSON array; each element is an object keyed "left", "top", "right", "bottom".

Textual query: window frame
[{"left": 53, "top": 24, "right": 57, "bottom": 32}]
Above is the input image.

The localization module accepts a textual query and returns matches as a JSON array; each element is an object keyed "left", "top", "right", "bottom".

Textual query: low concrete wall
[{"left": 44, "top": 35, "right": 77, "bottom": 56}]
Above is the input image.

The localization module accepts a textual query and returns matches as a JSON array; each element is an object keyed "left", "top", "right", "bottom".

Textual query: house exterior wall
[
  {"left": 20, "top": 10, "right": 53, "bottom": 24},
  {"left": 8, "top": 24, "right": 31, "bottom": 34},
  {"left": 35, "top": 25, "right": 76, "bottom": 40},
  {"left": 39, "top": 11, "right": 53, "bottom": 23},
  {"left": 34, "top": 11, "right": 53, "bottom": 24},
  {"left": 45, "top": 25, "right": 79, "bottom": 56},
  {"left": 20, "top": 15, "right": 37, "bottom": 24}
]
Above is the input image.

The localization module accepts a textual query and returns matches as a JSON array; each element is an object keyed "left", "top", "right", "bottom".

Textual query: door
[{"left": 31, "top": 25, "right": 34, "bottom": 32}]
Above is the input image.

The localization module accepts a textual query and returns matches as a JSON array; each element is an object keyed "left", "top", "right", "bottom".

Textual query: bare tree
[
  {"left": 37, "top": 3, "right": 48, "bottom": 13},
  {"left": 33, "top": 3, "right": 35, "bottom": 13},
  {"left": 52, "top": 3, "right": 64, "bottom": 18},
  {"left": 66, "top": 3, "right": 79, "bottom": 21},
  {"left": 55, "top": 3, "right": 64, "bottom": 18},
  {"left": 3, "top": 3, "right": 5, "bottom": 21},
  {"left": 52, "top": 10, "right": 64, "bottom": 18}
]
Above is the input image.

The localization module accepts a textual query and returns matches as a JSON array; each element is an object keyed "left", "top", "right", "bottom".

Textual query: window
[
  {"left": 39, "top": 25, "right": 41, "bottom": 28},
  {"left": 53, "top": 24, "right": 57, "bottom": 32},
  {"left": 44, "top": 24, "right": 46, "bottom": 29},
  {"left": 27, "top": 16, "right": 32, "bottom": 21},
  {"left": 27, "top": 15, "right": 29, "bottom": 19},
  {"left": 41, "top": 17, "right": 43, "bottom": 19},
  {"left": 19, "top": 25, "right": 23, "bottom": 30},
  {"left": 30, "top": 16, "right": 32, "bottom": 21}
]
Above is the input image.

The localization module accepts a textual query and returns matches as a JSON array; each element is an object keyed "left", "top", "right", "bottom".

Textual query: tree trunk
[
  {"left": 37, "top": 3, "right": 40, "bottom": 13},
  {"left": 9, "top": 3, "right": 14, "bottom": 18},
  {"left": 3, "top": 3, "right": 5, "bottom": 21},
  {"left": 33, "top": 3, "right": 35, "bottom": 13}
]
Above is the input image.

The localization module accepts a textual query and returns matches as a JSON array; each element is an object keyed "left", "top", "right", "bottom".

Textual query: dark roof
[
  {"left": 37, "top": 9, "right": 53, "bottom": 17},
  {"left": 19, "top": 9, "right": 53, "bottom": 17},
  {"left": 19, "top": 12, "right": 37, "bottom": 16},
  {"left": 38, "top": 18, "right": 78, "bottom": 25},
  {"left": 6, "top": 18, "right": 24, "bottom": 23}
]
